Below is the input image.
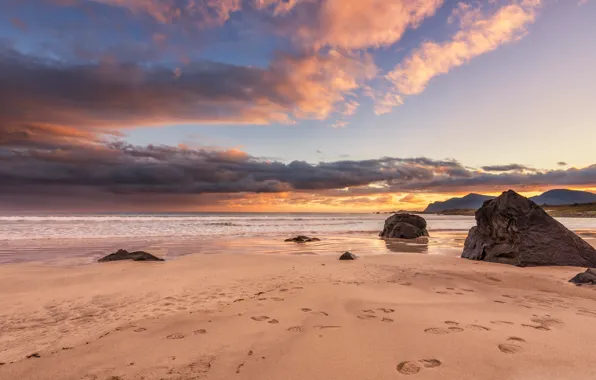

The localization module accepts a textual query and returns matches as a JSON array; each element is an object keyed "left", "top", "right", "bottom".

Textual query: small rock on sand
[
  {"left": 569, "top": 268, "right": 596, "bottom": 285},
  {"left": 98, "top": 249, "right": 164, "bottom": 262},
  {"left": 339, "top": 252, "right": 358, "bottom": 261}
]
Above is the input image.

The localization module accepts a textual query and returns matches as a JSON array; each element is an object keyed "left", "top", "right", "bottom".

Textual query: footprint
[
  {"left": 424, "top": 327, "right": 450, "bottom": 335},
  {"left": 577, "top": 309, "right": 596, "bottom": 317},
  {"left": 461, "top": 289, "right": 475, "bottom": 292},
  {"left": 268, "top": 319, "right": 280, "bottom": 324},
  {"left": 436, "top": 291, "right": 448, "bottom": 295},
  {"left": 166, "top": 333, "right": 185, "bottom": 340},
  {"left": 490, "top": 321, "right": 514, "bottom": 326},
  {"left": 448, "top": 327, "right": 464, "bottom": 332},
  {"left": 313, "top": 311, "right": 329, "bottom": 316},
  {"left": 251, "top": 316, "right": 270, "bottom": 322},
  {"left": 498, "top": 343, "right": 523, "bottom": 354},
  {"left": 466, "top": 324, "right": 490, "bottom": 331},
  {"left": 133, "top": 328, "right": 147, "bottom": 332},
  {"left": 377, "top": 308, "right": 395, "bottom": 314},
  {"left": 313, "top": 325, "right": 342, "bottom": 330},
  {"left": 502, "top": 295, "right": 517, "bottom": 299},
  {"left": 455, "top": 292, "right": 464, "bottom": 296},
  {"left": 193, "top": 329, "right": 207, "bottom": 334},
  {"left": 358, "top": 315, "right": 377, "bottom": 320},
  {"left": 301, "top": 308, "right": 312, "bottom": 312},
  {"left": 444, "top": 321, "right": 459, "bottom": 326},
  {"left": 287, "top": 326, "right": 304, "bottom": 332},
  {"left": 494, "top": 300, "right": 506, "bottom": 304},
  {"left": 396, "top": 361, "right": 420, "bottom": 375},
  {"left": 530, "top": 316, "right": 562, "bottom": 327},
  {"left": 363, "top": 309, "right": 375, "bottom": 314},
  {"left": 446, "top": 287, "right": 455, "bottom": 290},
  {"left": 419, "top": 359, "right": 442, "bottom": 368},
  {"left": 381, "top": 318, "right": 394, "bottom": 323},
  {"left": 522, "top": 324, "right": 550, "bottom": 331},
  {"left": 271, "top": 297, "right": 284, "bottom": 301},
  {"left": 397, "top": 359, "right": 441, "bottom": 375},
  {"left": 507, "top": 337, "right": 526, "bottom": 343}
]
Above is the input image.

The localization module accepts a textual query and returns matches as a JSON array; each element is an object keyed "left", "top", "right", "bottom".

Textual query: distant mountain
[
  {"left": 529, "top": 189, "right": 596, "bottom": 206},
  {"left": 423, "top": 189, "right": 596, "bottom": 213},
  {"left": 424, "top": 193, "right": 494, "bottom": 213}
]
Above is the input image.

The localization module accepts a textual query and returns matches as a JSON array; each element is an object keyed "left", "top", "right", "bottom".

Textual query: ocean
[{"left": 1, "top": 213, "right": 595, "bottom": 265}]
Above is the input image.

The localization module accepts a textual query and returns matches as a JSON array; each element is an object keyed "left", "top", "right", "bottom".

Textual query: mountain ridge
[{"left": 423, "top": 189, "right": 596, "bottom": 213}]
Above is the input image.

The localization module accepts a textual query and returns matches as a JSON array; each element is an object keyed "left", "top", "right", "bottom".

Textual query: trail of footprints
[
  {"left": 47, "top": 280, "right": 576, "bottom": 380},
  {"left": 401, "top": 312, "right": 564, "bottom": 375}
]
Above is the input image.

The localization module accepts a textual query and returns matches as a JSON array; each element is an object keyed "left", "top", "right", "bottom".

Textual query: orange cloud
[
  {"left": 271, "top": 49, "right": 377, "bottom": 120},
  {"left": 378, "top": 0, "right": 541, "bottom": 113},
  {"left": 314, "top": 0, "right": 444, "bottom": 50},
  {"left": 262, "top": 0, "right": 444, "bottom": 50}
]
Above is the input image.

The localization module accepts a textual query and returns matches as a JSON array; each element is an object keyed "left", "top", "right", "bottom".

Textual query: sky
[{"left": 0, "top": 0, "right": 595, "bottom": 212}]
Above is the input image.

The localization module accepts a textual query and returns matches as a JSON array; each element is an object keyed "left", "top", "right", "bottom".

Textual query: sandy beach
[{"left": 2, "top": 252, "right": 596, "bottom": 380}]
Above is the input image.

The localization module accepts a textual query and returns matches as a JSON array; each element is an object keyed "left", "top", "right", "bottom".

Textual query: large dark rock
[
  {"left": 569, "top": 269, "right": 596, "bottom": 285},
  {"left": 98, "top": 249, "right": 164, "bottom": 262},
  {"left": 379, "top": 213, "right": 429, "bottom": 239},
  {"left": 462, "top": 190, "right": 596, "bottom": 267},
  {"left": 339, "top": 252, "right": 358, "bottom": 260},
  {"left": 284, "top": 236, "right": 321, "bottom": 243}
]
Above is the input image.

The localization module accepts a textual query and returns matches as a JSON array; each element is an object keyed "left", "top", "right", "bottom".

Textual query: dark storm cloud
[
  {"left": 0, "top": 46, "right": 294, "bottom": 131},
  {"left": 1, "top": 135, "right": 595, "bottom": 204},
  {"left": 481, "top": 164, "right": 537, "bottom": 172},
  {"left": 0, "top": 139, "right": 468, "bottom": 195}
]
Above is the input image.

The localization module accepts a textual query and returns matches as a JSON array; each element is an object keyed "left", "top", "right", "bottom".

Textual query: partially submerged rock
[
  {"left": 339, "top": 252, "right": 358, "bottom": 260},
  {"left": 379, "top": 213, "right": 429, "bottom": 239},
  {"left": 284, "top": 236, "right": 321, "bottom": 243},
  {"left": 569, "top": 268, "right": 596, "bottom": 285},
  {"left": 462, "top": 190, "right": 596, "bottom": 267},
  {"left": 98, "top": 249, "right": 164, "bottom": 262}
]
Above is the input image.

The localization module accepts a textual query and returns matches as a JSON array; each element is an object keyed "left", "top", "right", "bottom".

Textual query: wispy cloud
[
  {"left": 481, "top": 164, "right": 538, "bottom": 172},
  {"left": 90, "top": 0, "right": 242, "bottom": 27},
  {"left": 378, "top": 0, "right": 541, "bottom": 113}
]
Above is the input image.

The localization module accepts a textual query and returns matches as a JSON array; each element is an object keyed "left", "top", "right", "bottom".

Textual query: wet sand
[{"left": 1, "top": 252, "right": 596, "bottom": 380}]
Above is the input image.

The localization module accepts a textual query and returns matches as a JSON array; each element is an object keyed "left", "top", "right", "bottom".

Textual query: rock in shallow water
[
  {"left": 284, "top": 236, "right": 321, "bottom": 243},
  {"left": 379, "top": 213, "right": 429, "bottom": 239},
  {"left": 569, "top": 268, "right": 596, "bottom": 285},
  {"left": 461, "top": 190, "right": 596, "bottom": 267},
  {"left": 98, "top": 249, "right": 164, "bottom": 262}
]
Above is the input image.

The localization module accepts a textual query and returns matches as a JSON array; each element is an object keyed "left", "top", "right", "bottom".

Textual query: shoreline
[{"left": 2, "top": 252, "right": 596, "bottom": 379}]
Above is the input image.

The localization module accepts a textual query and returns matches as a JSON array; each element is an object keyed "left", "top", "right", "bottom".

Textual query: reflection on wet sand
[{"left": 383, "top": 238, "right": 429, "bottom": 254}]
